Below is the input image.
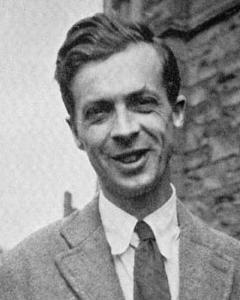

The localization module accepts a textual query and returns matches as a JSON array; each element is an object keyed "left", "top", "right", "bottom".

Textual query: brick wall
[
  {"left": 0, "top": 247, "right": 3, "bottom": 265},
  {"left": 180, "top": 9, "right": 240, "bottom": 239},
  {"left": 106, "top": 0, "right": 240, "bottom": 239}
]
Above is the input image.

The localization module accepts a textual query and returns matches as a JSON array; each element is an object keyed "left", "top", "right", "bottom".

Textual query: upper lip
[{"left": 111, "top": 149, "right": 149, "bottom": 160}]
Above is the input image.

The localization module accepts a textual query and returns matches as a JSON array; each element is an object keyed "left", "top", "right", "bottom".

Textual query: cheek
[
  {"left": 81, "top": 127, "right": 109, "bottom": 154},
  {"left": 141, "top": 114, "right": 168, "bottom": 139},
  {"left": 84, "top": 137, "right": 100, "bottom": 154}
]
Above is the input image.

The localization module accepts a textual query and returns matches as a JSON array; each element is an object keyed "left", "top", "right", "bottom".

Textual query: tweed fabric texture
[{"left": 0, "top": 199, "right": 240, "bottom": 299}]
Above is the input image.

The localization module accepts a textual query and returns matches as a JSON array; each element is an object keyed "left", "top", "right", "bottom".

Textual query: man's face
[{"left": 71, "top": 43, "right": 184, "bottom": 199}]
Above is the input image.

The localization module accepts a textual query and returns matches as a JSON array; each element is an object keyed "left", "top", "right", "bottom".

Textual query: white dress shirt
[{"left": 99, "top": 184, "right": 180, "bottom": 300}]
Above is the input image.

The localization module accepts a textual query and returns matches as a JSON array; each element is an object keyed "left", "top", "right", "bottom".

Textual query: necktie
[{"left": 134, "top": 221, "right": 171, "bottom": 300}]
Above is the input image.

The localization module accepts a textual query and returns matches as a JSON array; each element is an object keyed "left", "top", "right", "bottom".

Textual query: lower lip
[{"left": 112, "top": 152, "right": 149, "bottom": 172}]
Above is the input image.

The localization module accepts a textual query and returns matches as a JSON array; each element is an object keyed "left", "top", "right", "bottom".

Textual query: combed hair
[{"left": 55, "top": 13, "right": 181, "bottom": 120}]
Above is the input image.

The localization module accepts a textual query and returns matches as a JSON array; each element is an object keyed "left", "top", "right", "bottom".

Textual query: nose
[{"left": 110, "top": 106, "right": 140, "bottom": 144}]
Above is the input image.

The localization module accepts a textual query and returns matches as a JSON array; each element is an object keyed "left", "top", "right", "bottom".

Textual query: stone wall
[
  {"left": 0, "top": 247, "right": 3, "bottom": 265},
  {"left": 105, "top": 0, "right": 240, "bottom": 239},
  {"left": 180, "top": 10, "right": 240, "bottom": 239}
]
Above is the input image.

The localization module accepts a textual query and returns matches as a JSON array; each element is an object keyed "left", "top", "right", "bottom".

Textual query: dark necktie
[{"left": 133, "top": 221, "right": 171, "bottom": 300}]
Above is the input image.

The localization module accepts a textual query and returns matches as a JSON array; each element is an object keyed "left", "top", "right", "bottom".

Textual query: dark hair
[{"left": 55, "top": 13, "right": 181, "bottom": 120}]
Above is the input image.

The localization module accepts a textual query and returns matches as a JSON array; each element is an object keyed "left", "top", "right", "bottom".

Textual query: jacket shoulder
[
  {"left": 191, "top": 212, "right": 240, "bottom": 259},
  {"left": 0, "top": 210, "right": 81, "bottom": 299},
  {"left": 1, "top": 209, "right": 83, "bottom": 264}
]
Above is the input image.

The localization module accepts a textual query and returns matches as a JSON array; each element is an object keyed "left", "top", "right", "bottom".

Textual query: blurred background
[
  {"left": 1, "top": 0, "right": 240, "bottom": 254},
  {"left": 0, "top": 0, "right": 102, "bottom": 250}
]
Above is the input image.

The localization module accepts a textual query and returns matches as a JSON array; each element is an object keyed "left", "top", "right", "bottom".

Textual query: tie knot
[{"left": 134, "top": 221, "right": 155, "bottom": 241}]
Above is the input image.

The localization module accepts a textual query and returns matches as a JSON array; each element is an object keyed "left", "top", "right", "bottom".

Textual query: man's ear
[
  {"left": 66, "top": 117, "right": 85, "bottom": 150},
  {"left": 172, "top": 95, "right": 186, "bottom": 128}
]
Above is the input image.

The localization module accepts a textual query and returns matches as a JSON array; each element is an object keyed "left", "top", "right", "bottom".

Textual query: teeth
[
  {"left": 121, "top": 154, "right": 139, "bottom": 163},
  {"left": 113, "top": 150, "right": 147, "bottom": 164},
  {"left": 118, "top": 152, "right": 146, "bottom": 164}
]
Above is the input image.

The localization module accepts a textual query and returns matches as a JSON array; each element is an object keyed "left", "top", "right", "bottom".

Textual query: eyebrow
[
  {"left": 125, "top": 86, "right": 159, "bottom": 101},
  {"left": 81, "top": 99, "right": 109, "bottom": 115},
  {"left": 82, "top": 85, "right": 159, "bottom": 111}
]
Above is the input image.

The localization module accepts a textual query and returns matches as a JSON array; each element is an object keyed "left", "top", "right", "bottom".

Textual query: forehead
[{"left": 71, "top": 42, "right": 164, "bottom": 103}]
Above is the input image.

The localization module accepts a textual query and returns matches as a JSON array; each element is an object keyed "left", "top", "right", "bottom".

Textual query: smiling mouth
[{"left": 112, "top": 149, "right": 149, "bottom": 164}]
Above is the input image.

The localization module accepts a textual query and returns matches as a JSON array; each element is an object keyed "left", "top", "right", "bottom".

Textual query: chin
[{"left": 112, "top": 179, "right": 158, "bottom": 199}]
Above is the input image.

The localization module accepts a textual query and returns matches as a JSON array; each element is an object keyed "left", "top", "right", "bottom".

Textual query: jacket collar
[
  {"left": 55, "top": 198, "right": 235, "bottom": 300},
  {"left": 55, "top": 198, "right": 125, "bottom": 300},
  {"left": 177, "top": 200, "right": 235, "bottom": 300}
]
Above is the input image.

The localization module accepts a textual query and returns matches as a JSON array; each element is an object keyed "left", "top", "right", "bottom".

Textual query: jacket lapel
[
  {"left": 55, "top": 196, "right": 235, "bottom": 300},
  {"left": 177, "top": 200, "right": 235, "bottom": 300},
  {"left": 55, "top": 199, "right": 125, "bottom": 300}
]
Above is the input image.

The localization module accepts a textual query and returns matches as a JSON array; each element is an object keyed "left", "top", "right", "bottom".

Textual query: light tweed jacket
[{"left": 0, "top": 198, "right": 240, "bottom": 300}]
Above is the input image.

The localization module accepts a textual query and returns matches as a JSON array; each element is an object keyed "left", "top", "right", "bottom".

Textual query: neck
[{"left": 100, "top": 167, "right": 172, "bottom": 220}]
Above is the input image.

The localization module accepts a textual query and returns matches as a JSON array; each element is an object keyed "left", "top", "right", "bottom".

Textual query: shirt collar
[
  {"left": 144, "top": 184, "right": 180, "bottom": 259},
  {"left": 99, "top": 192, "right": 137, "bottom": 255},
  {"left": 99, "top": 184, "right": 179, "bottom": 258}
]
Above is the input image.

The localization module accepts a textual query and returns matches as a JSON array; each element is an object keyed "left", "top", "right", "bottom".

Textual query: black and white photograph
[{"left": 0, "top": 0, "right": 240, "bottom": 299}]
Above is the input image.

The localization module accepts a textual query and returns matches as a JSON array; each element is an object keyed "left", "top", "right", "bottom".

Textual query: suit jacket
[{"left": 0, "top": 198, "right": 240, "bottom": 300}]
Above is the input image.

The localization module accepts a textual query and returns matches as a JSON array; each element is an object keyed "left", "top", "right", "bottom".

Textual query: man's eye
[
  {"left": 132, "top": 96, "right": 158, "bottom": 112},
  {"left": 85, "top": 104, "right": 111, "bottom": 123},
  {"left": 139, "top": 97, "right": 157, "bottom": 105}
]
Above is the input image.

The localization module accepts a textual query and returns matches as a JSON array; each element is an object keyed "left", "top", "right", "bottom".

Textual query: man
[{"left": 0, "top": 13, "right": 240, "bottom": 300}]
